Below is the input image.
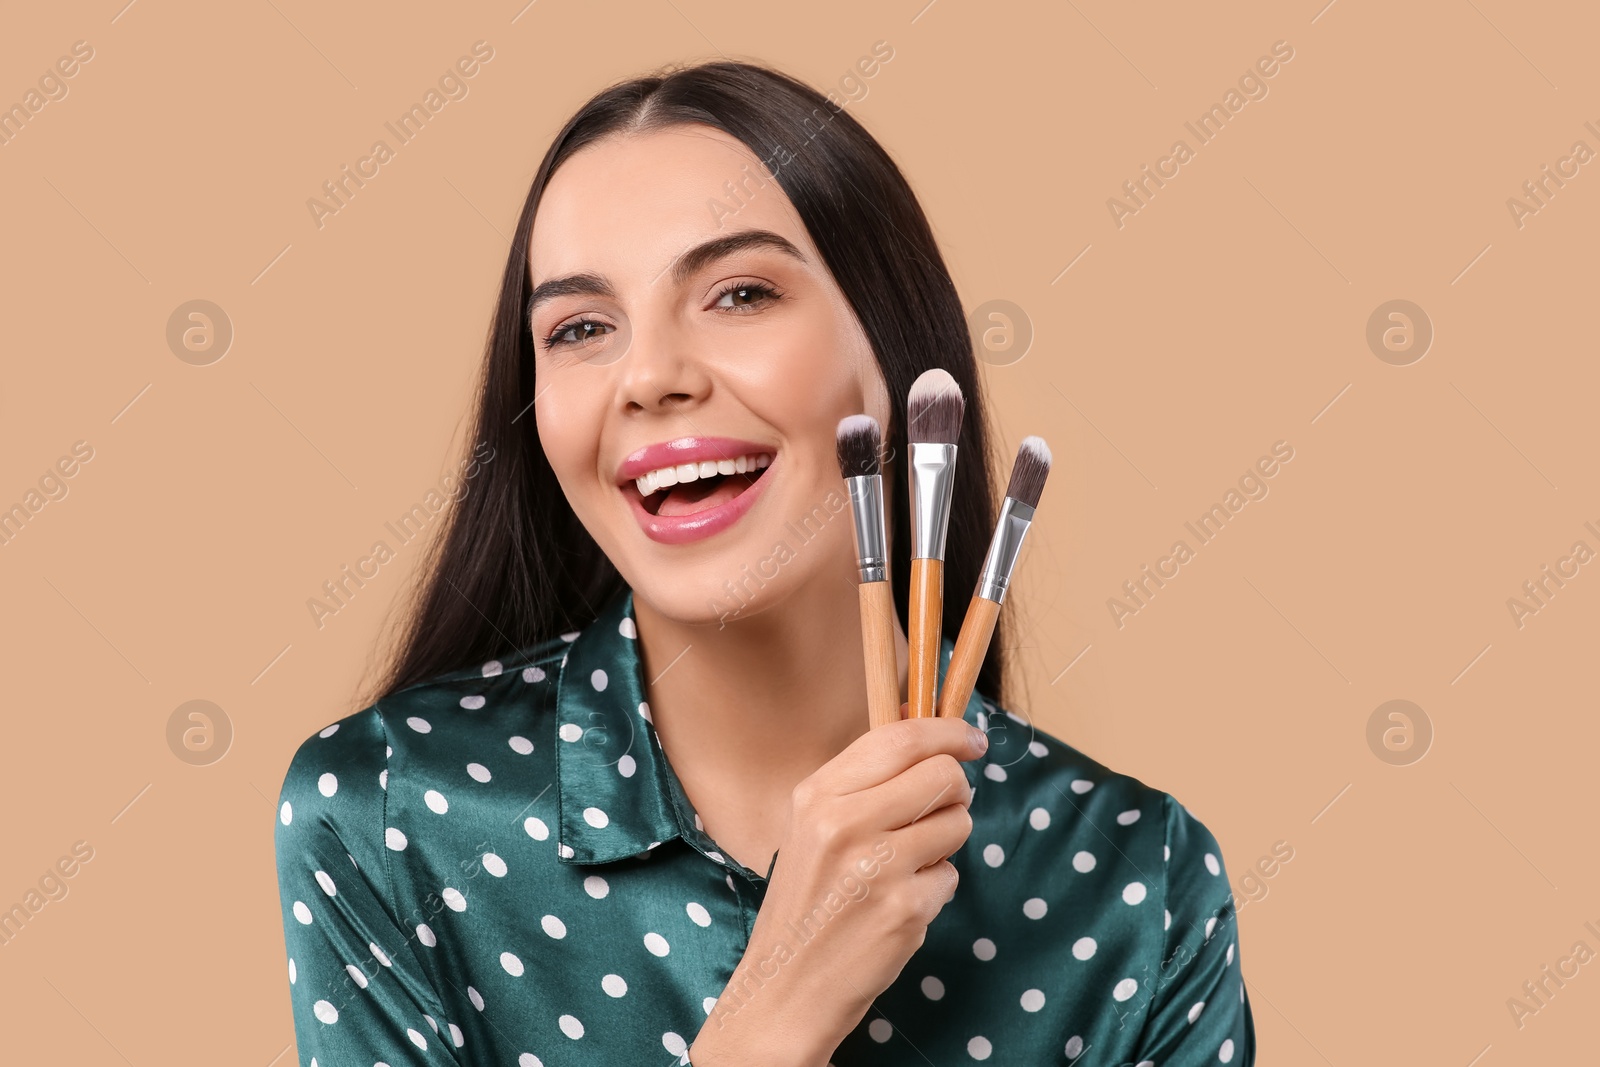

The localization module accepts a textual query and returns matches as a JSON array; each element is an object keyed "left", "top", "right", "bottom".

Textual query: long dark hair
[{"left": 361, "top": 58, "right": 1006, "bottom": 709}]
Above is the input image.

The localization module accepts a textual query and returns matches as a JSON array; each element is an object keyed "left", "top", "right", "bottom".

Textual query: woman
[{"left": 274, "top": 59, "right": 1256, "bottom": 1066}]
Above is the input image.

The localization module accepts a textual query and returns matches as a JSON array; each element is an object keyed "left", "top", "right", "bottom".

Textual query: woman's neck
[{"left": 631, "top": 565, "right": 910, "bottom": 821}]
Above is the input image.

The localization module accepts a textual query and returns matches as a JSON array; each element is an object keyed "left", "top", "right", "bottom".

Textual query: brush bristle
[
  {"left": 1004, "top": 436, "right": 1051, "bottom": 508},
  {"left": 836, "top": 414, "right": 882, "bottom": 478},
  {"left": 907, "top": 368, "right": 964, "bottom": 445}
]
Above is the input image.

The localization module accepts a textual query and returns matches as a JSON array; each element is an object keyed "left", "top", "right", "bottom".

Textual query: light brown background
[{"left": 2, "top": 0, "right": 1594, "bottom": 1063}]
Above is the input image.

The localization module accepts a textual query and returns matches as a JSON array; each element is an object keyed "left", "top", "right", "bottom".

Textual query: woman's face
[{"left": 528, "top": 124, "right": 891, "bottom": 626}]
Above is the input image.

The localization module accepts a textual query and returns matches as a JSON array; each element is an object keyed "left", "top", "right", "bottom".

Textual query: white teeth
[{"left": 632, "top": 452, "right": 773, "bottom": 498}]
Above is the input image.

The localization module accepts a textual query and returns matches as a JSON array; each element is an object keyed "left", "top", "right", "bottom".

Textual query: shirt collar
[{"left": 554, "top": 584, "right": 986, "bottom": 868}]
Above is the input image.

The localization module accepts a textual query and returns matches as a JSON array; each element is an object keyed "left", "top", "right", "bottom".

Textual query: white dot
[
  {"left": 558, "top": 843, "right": 574, "bottom": 859},
  {"left": 1165, "top": 909, "right": 1172, "bottom": 930},
  {"left": 524, "top": 817, "right": 549, "bottom": 840},
  {"left": 1029, "top": 740, "right": 1048, "bottom": 757},
  {"left": 583, "top": 806, "right": 609, "bottom": 828},
  {"left": 602, "top": 973, "right": 627, "bottom": 997},
  {"left": 1113, "top": 977, "right": 1139, "bottom": 1001},
  {"left": 1220, "top": 1038, "right": 1235, "bottom": 1063},
  {"left": 1029, "top": 807, "right": 1050, "bottom": 830},
  {"left": 1188, "top": 1001, "right": 1205, "bottom": 1023},
  {"left": 1205, "top": 852, "right": 1221, "bottom": 876},
  {"left": 345, "top": 963, "right": 368, "bottom": 989},
  {"left": 500, "top": 951, "right": 523, "bottom": 976},
  {"left": 559, "top": 1014, "right": 584, "bottom": 1039},
  {"left": 703, "top": 997, "right": 717, "bottom": 1014},
  {"left": 318, "top": 723, "right": 340, "bottom": 737},
  {"left": 313, "top": 999, "right": 338, "bottom": 1024},
  {"left": 461, "top": 695, "right": 486, "bottom": 710},
  {"left": 868, "top": 1018, "right": 893, "bottom": 1042},
  {"left": 406, "top": 716, "right": 431, "bottom": 733},
  {"left": 1023, "top": 897, "right": 1047, "bottom": 919},
  {"left": 560, "top": 630, "right": 579, "bottom": 642},
  {"left": 972, "top": 938, "right": 996, "bottom": 961},
  {"left": 482, "top": 659, "right": 503, "bottom": 677},
  {"left": 542, "top": 914, "right": 567, "bottom": 938},
  {"left": 442, "top": 887, "right": 467, "bottom": 912},
  {"left": 968, "top": 1035, "right": 992, "bottom": 1059},
  {"left": 1020, "top": 988, "right": 1046, "bottom": 1012},
  {"left": 483, "top": 853, "right": 507, "bottom": 877},
  {"left": 288, "top": 958, "right": 296, "bottom": 983},
  {"left": 662, "top": 1032, "right": 687, "bottom": 1056},
  {"left": 1165, "top": 844, "right": 1171, "bottom": 861},
  {"left": 922, "top": 975, "right": 945, "bottom": 1000},
  {"left": 584, "top": 875, "right": 609, "bottom": 898},
  {"left": 590, "top": 669, "right": 608, "bottom": 692},
  {"left": 317, "top": 773, "right": 338, "bottom": 797},
  {"left": 449, "top": 1023, "right": 464, "bottom": 1047},
  {"left": 425, "top": 790, "right": 449, "bottom": 814},
  {"left": 644, "top": 932, "right": 670, "bottom": 956},
  {"left": 559, "top": 723, "right": 582, "bottom": 742},
  {"left": 522, "top": 666, "right": 545, "bottom": 683},
  {"left": 468, "top": 985, "right": 484, "bottom": 1010},
  {"left": 378, "top": 769, "right": 387, "bottom": 790},
  {"left": 279, "top": 801, "right": 292, "bottom": 825},
  {"left": 1072, "top": 850, "right": 1096, "bottom": 873},
  {"left": 370, "top": 943, "right": 391, "bottom": 967},
  {"left": 982, "top": 844, "right": 1005, "bottom": 867},
  {"left": 687, "top": 902, "right": 711, "bottom": 927},
  {"left": 1123, "top": 882, "right": 1147, "bottom": 905},
  {"left": 1065, "top": 1036, "right": 1084, "bottom": 1059},
  {"left": 509, "top": 735, "right": 534, "bottom": 754},
  {"left": 1070, "top": 779, "right": 1094, "bottom": 794},
  {"left": 1072, "top": 936, "right": 1097, "bottom": 960},
  {"left": 292, "top": 901, "right": 313, "bottom": 925},
  {"left": 984, "top": 764, "right": 1007, "bottom": 782},
  {"left": 638, "top": 701, "right": 652, "bottom": 723},
  {"left": 407, "top": 1028, "right": 427, "bottom": 1049},
  {"left": 416, "top": 923, "right": 436, "bottom": 947},
  {"left": 618, "top": 754, "right": 637, "bottom": 777},
  {"left": 1205, "top": 916, "right": 1217, "bottom": 939},
  {"left": 619, "top": 617, "right": 637, "bottom": 639},
  {"left": 468, "top": 763, "right": 492, "bottom": 782},
  {"left": 1226, "top": 942, "right": 1235, "bottom": 965},
  {"left": 314, "top": 870, "right": 337, "bottom": 896},
  {"left": 1117, "top": 809, "right": 1141, "bottom": 825}
]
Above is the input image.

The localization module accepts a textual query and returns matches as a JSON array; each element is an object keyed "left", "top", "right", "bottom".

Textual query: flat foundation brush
[
  {"left": 906, "top": 369, "right": 965, "bottom": 719},
  {"left": 937, "top": 435, "right": 1052, "bottom": 718},
  {"left": 837, "top": 415, "right": 901, "bottom": 730}
]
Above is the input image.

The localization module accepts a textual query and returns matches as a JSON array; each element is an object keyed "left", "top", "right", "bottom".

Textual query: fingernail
[{"left": 969, "top": 726, "right": 988, "bottom": 752}]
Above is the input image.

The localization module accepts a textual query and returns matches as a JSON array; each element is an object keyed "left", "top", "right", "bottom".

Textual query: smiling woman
[{"left": 274, "top": 58, "right": 1255, "bottom": 1067}]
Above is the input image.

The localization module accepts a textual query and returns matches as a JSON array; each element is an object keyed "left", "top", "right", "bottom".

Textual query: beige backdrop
[{"left": 2, "top": 0, "right": 1595, "bottom": 1063}]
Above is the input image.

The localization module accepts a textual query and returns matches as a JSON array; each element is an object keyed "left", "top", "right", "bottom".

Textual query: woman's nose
[{"left": 615, "top": 317, "right": 712, "bottom": 415}]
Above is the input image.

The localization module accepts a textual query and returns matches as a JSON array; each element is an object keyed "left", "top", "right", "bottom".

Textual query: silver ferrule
[
  {"left": 909, "top": 442, "right": 958, "bottom": 561},
  {"left": 976, "top": 495, "right": 1035, "bottom": 603},
  {"left": 844, "top": 473, "right": 888, "bottom": 583}
]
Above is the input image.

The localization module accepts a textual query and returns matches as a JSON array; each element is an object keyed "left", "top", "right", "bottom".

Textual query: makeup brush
[
  {"left": 937, "top": 435, "right": 1052, "bottom": 719},
  {"left": 906, "top": 368, "right": 965, "bottom": 719},
  {"left": 837, "top": 415, "right": 900, "bottom": 730}
]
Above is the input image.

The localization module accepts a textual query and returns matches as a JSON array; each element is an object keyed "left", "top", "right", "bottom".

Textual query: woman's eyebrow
[{"left": 527, "top": 229, "right": 806, "bottom": 317}]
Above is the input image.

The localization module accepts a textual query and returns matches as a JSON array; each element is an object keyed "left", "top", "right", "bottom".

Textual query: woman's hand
[{"left": 689, "top": 707, "right": 986, "bottom": 1067}]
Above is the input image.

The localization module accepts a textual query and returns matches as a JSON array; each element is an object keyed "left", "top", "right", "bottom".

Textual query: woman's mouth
[{"left": 621, "top": 451, "right": 776, "bottom": 544}]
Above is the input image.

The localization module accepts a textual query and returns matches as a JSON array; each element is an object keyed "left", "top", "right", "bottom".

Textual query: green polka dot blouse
[{"left": 274, "top": 584, "right": 1256, "bottom": 1065}]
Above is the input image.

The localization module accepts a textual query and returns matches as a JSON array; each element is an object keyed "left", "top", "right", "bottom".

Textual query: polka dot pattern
[{"left": 272, "top": 585, "right": 1252, "bottom": 1065}]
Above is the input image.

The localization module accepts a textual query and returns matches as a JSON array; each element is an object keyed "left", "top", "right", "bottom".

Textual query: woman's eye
[
  {"left": 713, "top": 283, "right": 780, "bottom": 311},
  {"left": 542, "top": 319, "right": 612, "bottom": 350}
]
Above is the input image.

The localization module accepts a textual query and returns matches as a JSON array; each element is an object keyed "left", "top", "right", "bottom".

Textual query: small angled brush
[
  {"left": 906, "top": 369, "right": 965, "bottom": 719},
  {"left": 937, "top": 435, "right": 1052, "bottom": 718},
  {"left": 837, "top": 415, "right": 901, "bottom": 730}
]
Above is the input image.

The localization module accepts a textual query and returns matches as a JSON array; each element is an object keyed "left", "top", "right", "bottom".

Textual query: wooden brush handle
[
  {"left": 938, "top": 594, "right": 999, "bottom": 718},
  {"left": 858, "top": 581, "right": 902, "bottom": 729},
  {"left": 907, "top": 557, "right": 943, "bottom": 718}
]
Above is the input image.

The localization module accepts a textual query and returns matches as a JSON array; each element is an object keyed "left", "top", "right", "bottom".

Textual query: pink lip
[
  {"left": 615, "top": 436, "right": 775, "bottom": 485},
  {"left": 622, "top": 452, "right": 777, "bottom": 545}
]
